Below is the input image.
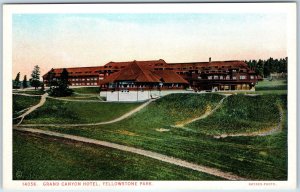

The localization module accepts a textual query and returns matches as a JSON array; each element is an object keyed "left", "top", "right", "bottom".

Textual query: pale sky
[{"left": 12, "top": 13, "right": 287, "bottom": 79}]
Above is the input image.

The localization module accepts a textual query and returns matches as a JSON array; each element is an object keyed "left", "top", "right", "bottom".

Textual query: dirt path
[
  {"left": 16, "top": 93, "right": 48, "bottom": 125},
  {"left": 174, "top": 95, "right": 229, "bottom": 128},
  {"left": 213, "top": 104, "right": 284, "bottom": 139},
  {"left": 18, "top": 99, "right": 154, "bottom": 127},
  {"left": 14, "top": 127, "right": 246, "bottom": 180}
]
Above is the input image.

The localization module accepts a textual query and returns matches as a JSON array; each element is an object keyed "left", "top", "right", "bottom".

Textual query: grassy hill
[
  {"left": 30, "top": 93, "right": 287, "bottom": 180},
  {"left": 187, "top": 94, "right": 285, "bottom": 135}
]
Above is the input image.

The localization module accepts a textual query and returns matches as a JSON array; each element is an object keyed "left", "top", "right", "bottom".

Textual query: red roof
[
  {"left": 43, "top": 66, "right": 105, "bottom": 78},
  {"left": 167, "top": 60, "right": 248, "bottom": 69},
  {"left": 104, "top": 59, "right": 167, "bottom": 70},
  {"left": 153, "top": 70, "right": 188, "bottom": 84},
  {"left": 100, "top": 61, "right": 188, "bottom": 84}
]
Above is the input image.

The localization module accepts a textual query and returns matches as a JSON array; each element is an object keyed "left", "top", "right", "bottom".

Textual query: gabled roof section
[
  {"left": 100, "top": 60, "right": 188, "bottom": 84},
  {"left": 153, "top": 70, "right": 188, "bottom": 84},
  {"left": 104, "top": 59, "right": 167, "bottom": 70}
]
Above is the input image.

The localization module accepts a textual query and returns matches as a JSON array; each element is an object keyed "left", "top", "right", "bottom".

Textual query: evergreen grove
[{"left": 245, "top": 57, "right": 287, "bottom": 78}]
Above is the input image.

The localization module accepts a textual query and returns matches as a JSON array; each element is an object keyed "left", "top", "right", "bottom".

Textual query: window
[
  {"left": 220, "top": 76, "right": 224, "bottom": 80},
  {"left": 250, "top": 75, "right": 254, "bottom": 79},
  {"left": 232, "top": 69, "right": 237, "bottom": 72},
  {"left": 240, "top": 75, "right": 247, "bottom": 80},
  {"left": 226, "top": 75, "right": 230, "bottom": 80},
  {"left": 87, "top": 83, "right": 90, "bottom": 85},
  {"left": 232, "top": 76, "right": 237, "bottom": 80},
  {"left": 208, "top": 76, "right": 212, "bottom": 80},
  {"left": 214, "top": 75, "right": 219, "bottom": 80}
]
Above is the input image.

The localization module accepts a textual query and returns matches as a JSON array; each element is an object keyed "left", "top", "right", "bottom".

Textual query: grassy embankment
[
  {"left": 29, "top": 93, "right": 287, "bottom": 180},
  {"left": 187, "top": 94, "right": 284, "bottom": 135},
  {"left": 22, "top": 98, "right": 142, "bottom": 124},
  {"left": 13, "top": 95, "right": 41, "bottom": 118},
  {"left": 13, "top": 131, "right": 221, "bottom": 180}
]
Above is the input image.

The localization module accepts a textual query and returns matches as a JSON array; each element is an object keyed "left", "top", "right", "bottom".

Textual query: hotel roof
[
  {"left": 100, "top": 60, "right": 188, "bottom": 84},
  {"left": 42, "top": 66, "right": 105, "bottom": 78}
]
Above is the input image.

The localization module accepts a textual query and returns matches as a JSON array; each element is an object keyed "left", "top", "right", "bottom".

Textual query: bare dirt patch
[
  {"left": 115, "top": 130, "right": 138, "bottom": 136},
  {"left": 155, "top": 128, "right": 170, "bottom": 132}
]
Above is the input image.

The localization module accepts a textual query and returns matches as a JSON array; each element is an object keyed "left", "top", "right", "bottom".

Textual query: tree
[
  {"left": 13, "top": 72, "right": 21, "bottom": 89},
  {"left": 30, "top": 65, "right": 41, "bottom": 90},
  {"left": 40, "top": 82, "right": 45, "bottom": 91},
  {"left": 22, "top": 75, "right": 28, "bottom": 89},
  {"left": 256, "top": 59, "right": 264, "bottom": 78},
  {"left": 47, "top": 68, "right": 58, "bottom": 88},
  {"left": 246, "top": 57, "right": 287, "bottom": 79},
  {"left": 48, "top": 68, "right": 73, "bottom": 97},
  {"left": 60, "top": 68, "right": 69, "bottom": 90}
]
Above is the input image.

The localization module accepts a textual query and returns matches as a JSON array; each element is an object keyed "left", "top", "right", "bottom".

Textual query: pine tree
[
  {"left": 22, "top": 75, "right": 28, "bottom": 89},
  {"left": 60, "top": 68, "right": 69, "bottom": 90},
  {"left": 13, "top": 72, "right": 21, "bottom": 89},
  {"left": 48, "top": 68, "right": 73, "bottom": 97},
  {"left": 30, "top": 65, "right": 41, "bottom": 90}
]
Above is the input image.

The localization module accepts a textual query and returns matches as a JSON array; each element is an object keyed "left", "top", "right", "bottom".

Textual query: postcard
[{"left": 2, "top": 3, "right": 297, "bottom": 190}]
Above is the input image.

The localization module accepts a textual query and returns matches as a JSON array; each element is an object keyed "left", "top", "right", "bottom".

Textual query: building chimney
[{"left": 209, "top": 57, "right": 211, "bottom": 62}]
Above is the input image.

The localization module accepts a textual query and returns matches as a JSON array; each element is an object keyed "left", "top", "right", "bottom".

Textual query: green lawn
[
  {"left": 187, "top": 94, "right": 284, "bottom": 135},
  {"left": 34, "top": 93, "right": 287, "bottom": 180},
  {"left": 13, "top": 131, "right": 221, "bottom": 180},
  {"left": 13, "top": 89, "right": 46, "bottom": 95},
  {"left": 13, "top": 95, "right": 41, "bottom": 118},
  {"left": 59, "top": 95, "right": 101, "bottom": 101},
  {"left": 23, "top": 98, "right": 143, "bottom": 124},
  {"left": 72, "top": 87, "right": 100, "bottom": 94},
  {"left": 255, "top": 79, "right": 287, "bottom": 94}
]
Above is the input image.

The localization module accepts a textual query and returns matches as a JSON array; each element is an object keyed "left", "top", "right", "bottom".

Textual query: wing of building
[{"left": 42, "top": 66, "right": 105, "bottom": 86}]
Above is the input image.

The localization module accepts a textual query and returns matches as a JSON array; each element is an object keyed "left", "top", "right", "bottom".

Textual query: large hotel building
[{"left": 43, "top": 58, "right": 259, "bottom": 92}]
